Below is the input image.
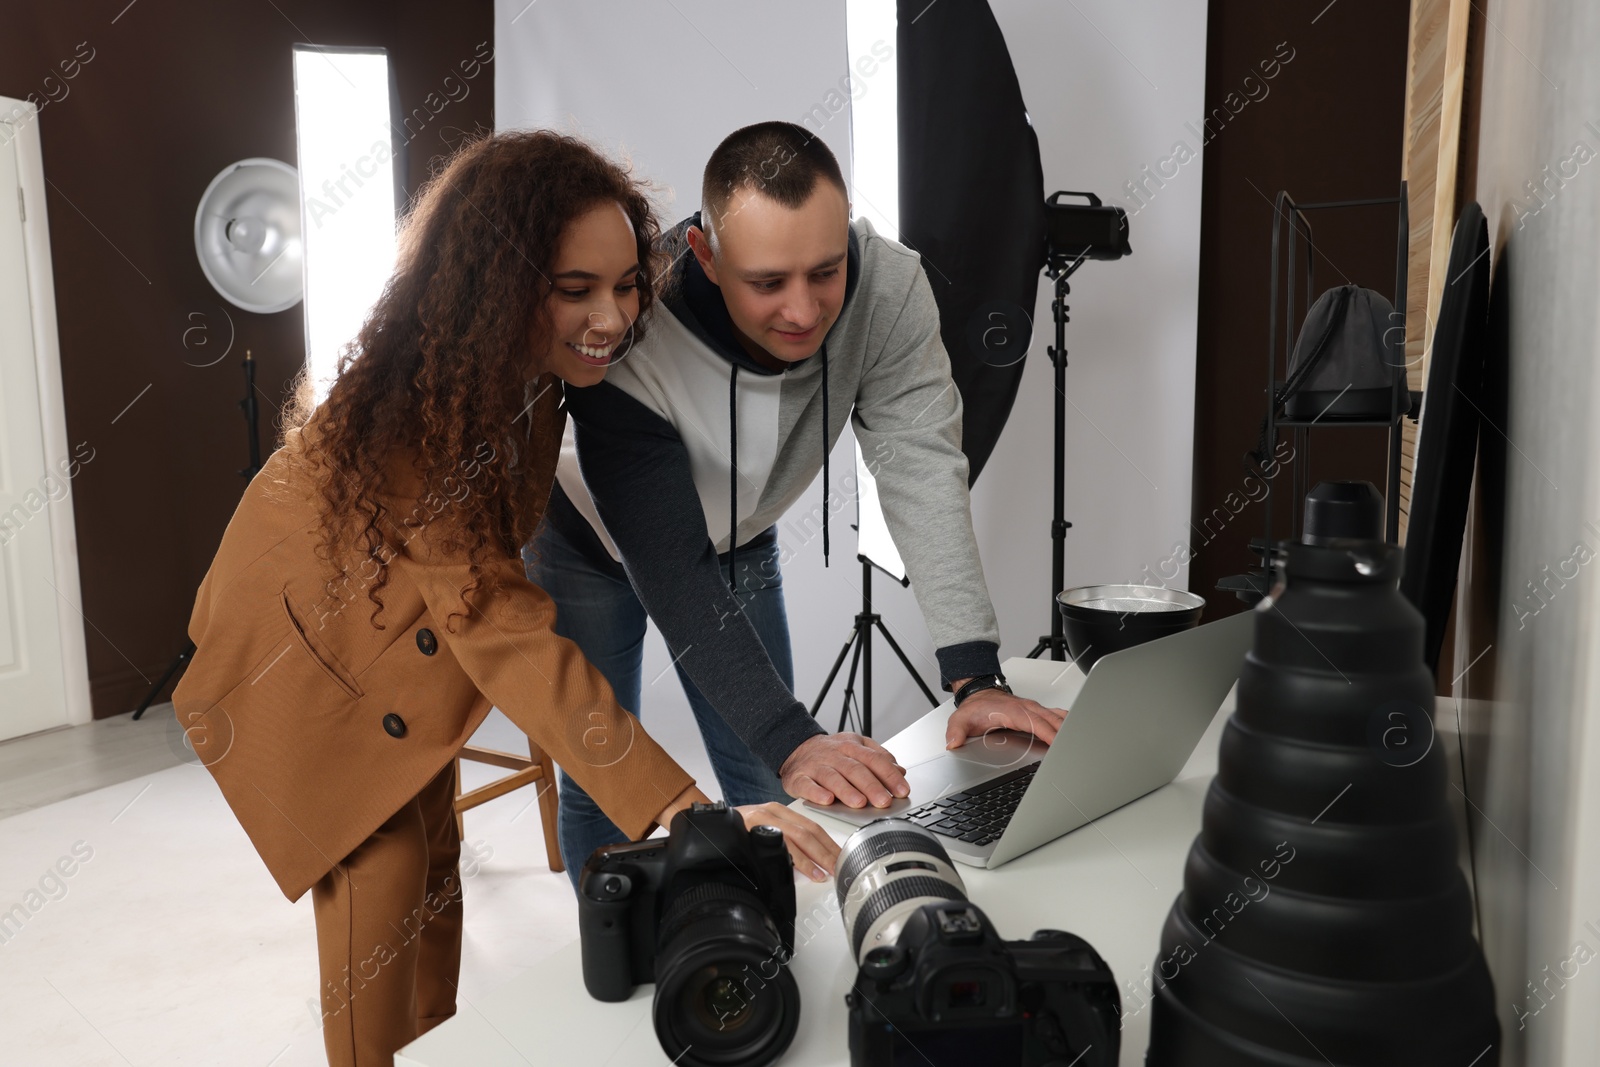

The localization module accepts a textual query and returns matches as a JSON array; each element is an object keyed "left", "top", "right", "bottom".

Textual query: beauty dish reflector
[{"left": 194, "top": 157, "right": 303, "bottom": 313}]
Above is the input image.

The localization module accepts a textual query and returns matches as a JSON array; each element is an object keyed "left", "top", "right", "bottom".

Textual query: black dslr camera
[
  {"left": 838, "top": 820, "right": 1120, "bottom": 1067},
  {"left": 847, "top": 902, "right": 1121, "bottom": 1067},
  {"left": 578, "top": 802, "right": 800, "bottom": 1067}
]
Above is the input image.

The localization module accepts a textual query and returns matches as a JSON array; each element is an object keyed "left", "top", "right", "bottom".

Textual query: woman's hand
[{"left": 735, "top": 803, "right": 842, "bottom": 884}]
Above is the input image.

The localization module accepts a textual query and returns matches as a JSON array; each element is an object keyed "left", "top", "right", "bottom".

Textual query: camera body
[
  {"left": 577, "top": 802, "right": 796, "bottom": 1001},
  {"left": 845, "top": 900, "right": 1120, "bottom": 1067}
]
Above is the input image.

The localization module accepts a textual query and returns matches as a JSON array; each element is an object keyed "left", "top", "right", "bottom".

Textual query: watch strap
[{"left": 954, "top": 673, "right": 1012, "bottom": 707}]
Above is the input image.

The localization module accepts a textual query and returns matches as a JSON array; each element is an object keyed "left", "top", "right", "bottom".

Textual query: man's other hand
[{"left": 944, "top": 688, "right": 1066, "bottom": 750}]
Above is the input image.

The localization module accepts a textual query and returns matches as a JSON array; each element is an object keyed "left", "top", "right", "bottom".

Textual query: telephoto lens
[{"left": 836, "top": 818, "right": 968, "bottom": 965}]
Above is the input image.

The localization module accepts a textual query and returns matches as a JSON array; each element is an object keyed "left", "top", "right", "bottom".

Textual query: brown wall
[
  {"left": 1190, "top": 0, "right": 1413, "bottom": 618},
  {"left": 5, "top": 0, "right": 1413, "bottom": 715},
  {"left": 2, "top": 0, "right": 494, "bottom": 718}
]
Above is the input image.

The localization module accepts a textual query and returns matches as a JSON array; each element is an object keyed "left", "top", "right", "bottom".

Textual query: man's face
[{"left": 689, "top": 181, "right": 849, "bottom": 365}]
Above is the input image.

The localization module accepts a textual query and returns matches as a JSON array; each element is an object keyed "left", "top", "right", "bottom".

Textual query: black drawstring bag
[
  {"left": 1283, "top": 283, "right": 1404, "bottom": 418},
  {"left": 1246, "top": 284, "right": 1404, "bottom": 475}
]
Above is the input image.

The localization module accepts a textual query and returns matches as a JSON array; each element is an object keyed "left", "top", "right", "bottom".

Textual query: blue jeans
[{"left": 523, "top": 520, "right": 793, "bottom": 889}]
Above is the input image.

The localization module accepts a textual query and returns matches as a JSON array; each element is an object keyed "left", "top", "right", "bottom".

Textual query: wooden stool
[{"left": 453, "top": 737, "right": 563, "bottom": 871}]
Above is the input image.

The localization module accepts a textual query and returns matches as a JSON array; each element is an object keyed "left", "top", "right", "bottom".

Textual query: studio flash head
[{"left": 1044, "top": 190, "right": 1131, "bottom": 264}]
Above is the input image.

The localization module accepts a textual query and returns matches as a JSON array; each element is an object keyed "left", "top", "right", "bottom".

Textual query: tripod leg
[
  {"left": 1027, "top": 634, "right": 1070, "bottom": 660},
  {"left": 811, "top": 630, "right": 860, "bottom": 718},
  {"left": 838, "top": 633, "right": 864, "bottom": 734},
  {"left": 133, "top": 640, "right": 196, "bottom": 720},
  {"left": 861, "top": 611, "right": 873, "bottom": 738},
  {"left": 873, "top": 620, "right": 939, "bottom": 706}
]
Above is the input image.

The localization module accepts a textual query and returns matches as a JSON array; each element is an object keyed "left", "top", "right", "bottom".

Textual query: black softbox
[{"left": 897, "top": 0, "right": 1046, "bottom": 483}]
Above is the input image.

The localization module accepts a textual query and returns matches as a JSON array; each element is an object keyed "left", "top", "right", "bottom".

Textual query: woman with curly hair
[{"left": 171, "top": 130, "right": 839, "bottom": 1067}]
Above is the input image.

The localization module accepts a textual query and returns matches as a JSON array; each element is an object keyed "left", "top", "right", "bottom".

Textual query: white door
[{"left": 0, "top": 104, "right": 85, "bottom": 740}]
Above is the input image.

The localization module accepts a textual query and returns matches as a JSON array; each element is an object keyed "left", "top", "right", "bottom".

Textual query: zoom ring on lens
[
  {"left": 835, "top": 828, "right": 957, "bottom": 907},
  {"left": 658, "top": 881, "right": 784, "bottom": 974},
  {"left": 661, "top": 882, "right": 776, "bottom": 940},
  {"left": 850, "top": 874, "right": 968, "bottom": 961}
]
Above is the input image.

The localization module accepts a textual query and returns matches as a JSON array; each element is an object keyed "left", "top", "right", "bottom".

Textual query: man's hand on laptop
[
  {"left": 780, "top": 733, "right": 910, "bottom": 810},
  {"left": 944, "top": 683, "right": 1067, "bottom": 749}
]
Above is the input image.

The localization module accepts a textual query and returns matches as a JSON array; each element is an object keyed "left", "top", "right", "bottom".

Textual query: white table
[{"left": 399, "top": 657, "right": 1470, "bottom": 1066}]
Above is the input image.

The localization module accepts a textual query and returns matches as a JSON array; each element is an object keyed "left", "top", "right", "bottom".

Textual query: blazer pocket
[{"left": 280, "top": 589, "right": 364, "bottom": 701}]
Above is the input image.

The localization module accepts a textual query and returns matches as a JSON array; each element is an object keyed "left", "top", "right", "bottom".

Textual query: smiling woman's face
[{"left": 538, "top": 200, "right": 641, "bottom": 387}]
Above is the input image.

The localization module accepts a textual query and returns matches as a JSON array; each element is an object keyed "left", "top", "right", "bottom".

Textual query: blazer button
[
  {"left": 382, "top": 713, "right": 407, "bottom": 739},
  {"left": 416, "top": 628, "right": 437, "bottom": 656}
]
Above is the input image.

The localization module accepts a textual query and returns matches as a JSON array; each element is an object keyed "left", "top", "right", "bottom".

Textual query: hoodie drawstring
[
  {"left": 821, "top": 345, "right": 830, "bottom": 567},
  {"left": 728, "top": 364, "right": 739, "bottom": 596},
  {"left": 728, "top": 349, "right": 831, "bottom": 594}
]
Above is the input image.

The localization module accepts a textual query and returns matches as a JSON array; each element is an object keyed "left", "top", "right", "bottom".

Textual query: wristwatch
[{"left": 953, "top": 673, "right": 1012, "bottom": 708}]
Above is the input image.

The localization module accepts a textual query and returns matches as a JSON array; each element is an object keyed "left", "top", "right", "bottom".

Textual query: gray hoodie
[{"left": 548, "top": 213, "right": 1002, "bottom": 774}]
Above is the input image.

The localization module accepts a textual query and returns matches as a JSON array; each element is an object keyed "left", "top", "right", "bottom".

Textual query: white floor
[{"left": 0, "top": 705, "right": 720, "bottom": 1067}]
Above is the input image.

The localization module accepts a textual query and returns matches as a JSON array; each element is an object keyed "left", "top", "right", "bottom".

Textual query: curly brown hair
[{"left": 284, "top": 130, "right": 662, "bottom": 626}]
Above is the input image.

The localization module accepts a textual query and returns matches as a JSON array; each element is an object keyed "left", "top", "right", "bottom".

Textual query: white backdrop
[{"left": 494, "top": 0, "right": 1209, "bottom": 788}]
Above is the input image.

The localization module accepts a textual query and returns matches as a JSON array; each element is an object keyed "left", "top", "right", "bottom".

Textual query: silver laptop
[{"left": 805, "top": 610, "right": 1254, "bottom": 868}]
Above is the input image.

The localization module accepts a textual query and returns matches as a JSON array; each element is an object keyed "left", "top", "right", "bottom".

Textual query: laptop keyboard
[{"left": 900, "top": 761, "right": 1041, "bottom": 847}]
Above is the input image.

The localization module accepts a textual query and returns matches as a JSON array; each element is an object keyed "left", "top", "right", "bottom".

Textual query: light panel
[
  {"left": 292, "top": 46, "right": 397, "bottom": 405},
  {"left": 845, "top": 0, "right": 899, "bottom": 241},
  {"left": 846, "top": 1, "right": 905, "bottom": 580}
]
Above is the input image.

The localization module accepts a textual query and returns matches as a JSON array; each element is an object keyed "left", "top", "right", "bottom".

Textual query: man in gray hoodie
[{"left": 529, "top": 121, "right": 1064, "bottom": 882}]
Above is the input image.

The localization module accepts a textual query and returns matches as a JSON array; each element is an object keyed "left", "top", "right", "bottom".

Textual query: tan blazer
[{"left": 171, "top": 379, "right": 693, "bottom": 902}]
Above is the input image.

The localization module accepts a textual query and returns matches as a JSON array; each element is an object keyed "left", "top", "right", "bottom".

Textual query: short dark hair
[{"left": 701, "top": 121, "right": 847, "bottom": 240}]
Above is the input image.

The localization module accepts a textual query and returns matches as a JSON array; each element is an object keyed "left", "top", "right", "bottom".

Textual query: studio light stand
[
  {"left": 811, "top": 552, "right": 938, "bottom": 737},
  {"left": 1026, "top": 191, "right": 1131, "bottom": 660},
  {"left": 133, "top": 350, "right": 263, "bottom": 719},
  {"left": 1026, "top": 253, "right": 1084, "bottom": 661}
]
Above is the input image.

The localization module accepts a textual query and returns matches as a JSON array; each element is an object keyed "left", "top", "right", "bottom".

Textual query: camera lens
[
  {"left": 653, "top": 881, "right": 800, "bottom": 1067},
  {"left": 836, "top": 819, "right": 968, "bottom": 964}
]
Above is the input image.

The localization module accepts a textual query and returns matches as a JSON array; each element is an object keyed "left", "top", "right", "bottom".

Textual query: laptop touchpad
[{"left": 949, "top": 729, "right": 1048, "bottom": 768}]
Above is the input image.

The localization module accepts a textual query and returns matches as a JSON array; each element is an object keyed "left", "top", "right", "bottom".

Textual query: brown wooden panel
[
  {"left": 0, "top": 2, "right": 495, "bottom": 717},
  {"left": 1399, "top": 0, "right": 1472, "bottom": 545}
]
